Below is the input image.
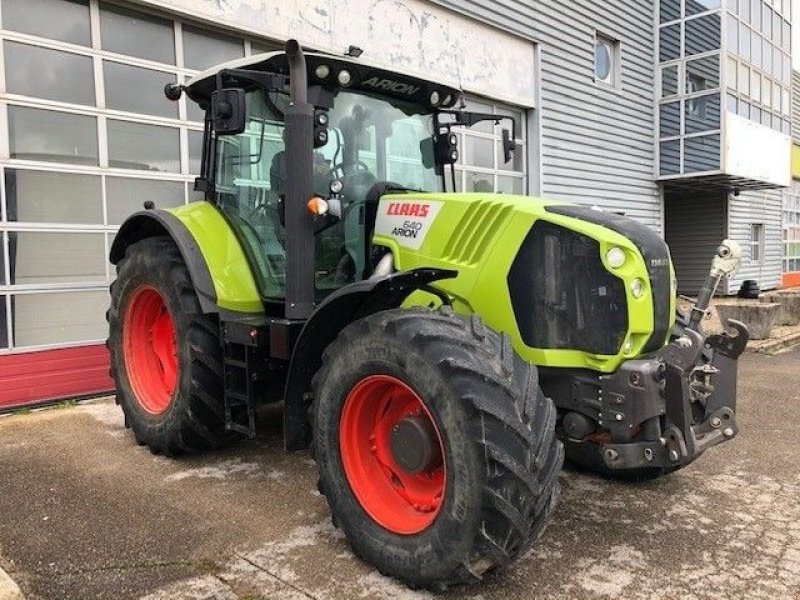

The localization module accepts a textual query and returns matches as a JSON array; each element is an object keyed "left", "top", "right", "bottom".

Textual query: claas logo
[{"left": 386, "top": 202, "right": 430, "bottom": 217}]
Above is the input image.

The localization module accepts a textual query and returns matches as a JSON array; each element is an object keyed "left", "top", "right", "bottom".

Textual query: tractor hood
[{"left": 372, "top": 193, "right": 676, "bottom": 373}]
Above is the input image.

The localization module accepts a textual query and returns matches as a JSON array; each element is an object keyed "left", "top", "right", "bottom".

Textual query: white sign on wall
[
  {"left": 144, "top": 0, "right": 536, "bottom": 107},
  {"left": 724, "top": 112, "right": 791, "bottom": 187}
]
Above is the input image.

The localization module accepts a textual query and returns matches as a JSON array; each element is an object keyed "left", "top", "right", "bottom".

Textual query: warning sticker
[{"left": 373, "top": 199, "right": 444, "bottom": 250}]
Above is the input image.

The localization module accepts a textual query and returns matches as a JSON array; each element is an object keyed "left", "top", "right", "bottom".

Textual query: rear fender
[
  {"left": 283, "top": 268, "right": 457, "bottom": 451},
  {"left": 110, "top": 209, "right": 219, "bottom": 313},
  {"left": 110, "top": 202, "right": 263, "bottom": 315}
]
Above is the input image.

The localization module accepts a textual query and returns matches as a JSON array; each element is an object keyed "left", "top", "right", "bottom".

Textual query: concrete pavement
[{"left": 0, "top": 349, "right": 798, "bottom": 599}]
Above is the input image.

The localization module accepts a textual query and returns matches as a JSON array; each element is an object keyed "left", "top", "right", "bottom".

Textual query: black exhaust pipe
[
  {"left": 283, "top": 39, "right": 315, "bottom": 320},
  {"left": 285, "top": 39, "right": 308, "bottom": 104}
]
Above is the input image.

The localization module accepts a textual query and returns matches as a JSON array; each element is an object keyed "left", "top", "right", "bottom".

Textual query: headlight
[
  {"left": 606, "top": 246, "right": 626, "bottom": 269},
  {"left": 337, "top": 70, "right": 352, "bottom": 86},
  {"left": 631, "top": 278, "right": 645, "bottom": 298},
  {"left": 315, "top": 64, "right": 330, "bottom": 79}
]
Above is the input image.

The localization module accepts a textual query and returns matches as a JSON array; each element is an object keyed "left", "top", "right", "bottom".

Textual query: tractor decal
[{"left": 374, "top": 199, "right": 443, "bottom": 250}]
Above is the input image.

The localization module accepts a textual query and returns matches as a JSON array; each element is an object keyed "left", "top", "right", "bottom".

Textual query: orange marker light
[{"left": 307, "top": 196, "right": 329, "bottom": 215}]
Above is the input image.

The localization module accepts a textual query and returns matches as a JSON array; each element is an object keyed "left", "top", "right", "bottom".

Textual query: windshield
[{"left": 214, "top": 88, "right": 439, "bottom": 303}]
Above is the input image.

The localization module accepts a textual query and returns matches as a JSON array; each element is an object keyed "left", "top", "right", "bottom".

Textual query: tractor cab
[{"left": 180, "top": 48, "right": 515, "bottom": 313}]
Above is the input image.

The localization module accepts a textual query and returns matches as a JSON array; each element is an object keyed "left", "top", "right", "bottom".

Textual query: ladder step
[
  {"left": 224, "top": 358, "right": 247, "bottom": 368},
  {"left": 225, "top": 390, "right": 248, "bottom": 401}
]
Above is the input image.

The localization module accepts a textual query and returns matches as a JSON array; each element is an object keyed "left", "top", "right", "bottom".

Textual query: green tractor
[{"left": 107, "top": 40, "right": 748, "bottom": 589}]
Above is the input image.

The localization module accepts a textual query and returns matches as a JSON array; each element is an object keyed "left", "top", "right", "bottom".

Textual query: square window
[
  {"left": 100, "top": 3, "right": 175, "bottom": 64},
  {"left": 661, "top": 0, "right": 681, "bottom": 22},
  {"left": 1, "top": 0, "right": 90, "bottom": 46},
  {"left": 107, "top": 120, "right": 180, "bottom": 172},
  {"left": 4, "top": 169, "right": 102, "bottom": 223},
  {"left": 660, "top": 23, "right": 681, "bottom": 62},
  {"left": 104, "top": 61, "right": 177, "bottom": 118},
  {"left": 12, "top": 291, "right": 109, "bottom": 347},
  {"left": 683, "top": 134, "right": 720, "bottom": 172},
  {"left": 595, "top": 33, "right": 620, "bottom": 86},
  {"left": 660, "top": 101, "right": 681, "bottom": 137},
  {"left": 660, "top": 139, "right": 681, "bottom": 175},
  {"left": 7, "top": 231, "right": 105, "bottom": 285},
  {"left": 105, "top": 177, "right": 184, "bottom": 224},
  {"left": 3, "top": 42, "right": 95, "bottom": 106},
  {"left": 662, "top": 65, "right": 679, "bottom": 96},
  {"left": 8, "top": 106, "right": 98, "bottom": 165},
  {"left": 182, "top": 25, "right": 244, "bottom": 70},
  {"left": 464, "top": 171, "right": 494, "bottom": 193},
  {"left": 686, "top": 14, "right": 721, "bottom": 56},
  {"left": 464, "top": 136, "right": 494, "bottom": 169}
]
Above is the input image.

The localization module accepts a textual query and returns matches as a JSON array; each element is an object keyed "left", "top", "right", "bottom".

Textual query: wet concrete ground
[{"left": 0, "top": 348, "right": 798, "bottom": 599}]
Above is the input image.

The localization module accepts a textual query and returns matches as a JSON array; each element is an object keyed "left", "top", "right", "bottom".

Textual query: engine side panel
[{"left": 372, "top": 193, "right": 675, "bottom": 373}]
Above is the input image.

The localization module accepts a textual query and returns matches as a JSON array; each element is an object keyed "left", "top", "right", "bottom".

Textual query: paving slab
[{"left": 0, "top": 349, "right": 798, "bottom": 599}]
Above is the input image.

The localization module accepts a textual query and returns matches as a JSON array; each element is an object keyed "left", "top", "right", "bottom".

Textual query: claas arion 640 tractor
[{"left": 107, "top": 40, "right": 748, "bottom": 589}]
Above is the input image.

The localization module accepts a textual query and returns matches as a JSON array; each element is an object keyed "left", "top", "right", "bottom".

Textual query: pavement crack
[{"left": 233, "top": 552, "right": 321, "bottom": 600}]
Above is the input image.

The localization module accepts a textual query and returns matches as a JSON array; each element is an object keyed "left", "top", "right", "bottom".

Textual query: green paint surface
[
  {"left": 168, "top": 202, "right": 263, "bottom": 314},
  {"left": 374, "top": 193, "right": 675, "bottom": 373}
]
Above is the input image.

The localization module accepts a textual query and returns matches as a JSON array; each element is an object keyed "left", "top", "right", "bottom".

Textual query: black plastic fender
[
  {"left": 109, "top": 209, "right": 218, "bottom": 314},
  {"left": 283, "top": 267, "right": 457, "bottom": 451}
]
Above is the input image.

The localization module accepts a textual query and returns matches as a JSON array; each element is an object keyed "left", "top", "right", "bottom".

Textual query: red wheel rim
[
  {"left": 340, "top": 375, "right": 446, "bottom": 535},
  {"left": 122, "top": 286, "right": 178, "bottom": 415}
]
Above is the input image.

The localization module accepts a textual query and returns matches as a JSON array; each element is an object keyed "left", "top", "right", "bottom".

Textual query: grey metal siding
[
  {"left": 792, "top": 70, "right": 800, "bottom": 144},
  {"left": 429, "top": 0, "right": 536, "bottom": 40},
  {"left": 664, "top": 192, "right": 727, "bottom": 295},
  {"left": 431, "top": 0, "right": 662, "bottom": 231},
  {"left": 532, "top": 1, "right": 661, "bottom": 230},
  {"left": 728, "top": 190, "right": 783, "bottom": 293}
]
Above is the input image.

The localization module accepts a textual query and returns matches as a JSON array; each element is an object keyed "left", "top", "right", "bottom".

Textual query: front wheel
[{"left": 312, "top": 308, "right": 563, "bottom": 590}]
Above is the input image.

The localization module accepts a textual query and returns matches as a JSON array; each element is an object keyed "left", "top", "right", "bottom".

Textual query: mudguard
[
  {"left": 109, "top": 203, "right": 263, "bottom": 315},
  {"left": 283, "top": 267, "right": 457, "bottom": 451}
]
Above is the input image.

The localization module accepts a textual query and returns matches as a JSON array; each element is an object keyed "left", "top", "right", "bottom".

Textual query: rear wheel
[
  {"left": 107, "top": 236, "right": 236, "bottom": 455},
  {"left": 312, "top": 307, "right": 563, "bottom": 589}
]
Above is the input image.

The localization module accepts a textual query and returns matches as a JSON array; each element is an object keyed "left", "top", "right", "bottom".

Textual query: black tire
[
  {"left": 561, "top": 437, "right": 681, "bottom": 481},
  {"left": 107, "top": 236, "right": 236, "bottom": 455},
  {"left": 311, "top": 307, "right": 563, "bottom": 590}
]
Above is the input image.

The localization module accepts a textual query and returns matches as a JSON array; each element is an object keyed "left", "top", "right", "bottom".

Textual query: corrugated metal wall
[
  {"left": 429, "top": 0, "right": 536, "bottom": 39},
  {"left": 664, "top": 192, "right": 727, "bottom": 295},
  {"left": 792, "top": 70, "right": 800, "bottom": 144},
  {"left": 435, "top": 0, "right": 662, "bottom": 230},
  {"left": 727, "top": 189, "right": 783, "bottom": 293},
  {"left": 532, "top": 1, "right": 661, "bottom": 230}
]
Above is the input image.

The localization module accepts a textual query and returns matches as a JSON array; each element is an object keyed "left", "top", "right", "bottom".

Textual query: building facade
[{"left": 0, "top": 0, "right": 794, "bottom": 407}]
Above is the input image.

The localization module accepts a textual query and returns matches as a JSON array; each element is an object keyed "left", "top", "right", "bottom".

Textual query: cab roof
[{"left": 185, "top": 50, "right": 462, "bottom": 111}]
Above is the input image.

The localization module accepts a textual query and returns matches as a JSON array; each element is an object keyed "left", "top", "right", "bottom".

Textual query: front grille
[
  {"left": 545, "top": 205, "right": 672, "bottom": 353},
  {"left": 508, "top": 221, "right": 628, "bottom": 355}
]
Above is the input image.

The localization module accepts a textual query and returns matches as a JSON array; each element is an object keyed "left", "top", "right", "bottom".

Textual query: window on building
[
  {"left": 594, "top": 34, "right": 619, "bottom": 87},
  {"left": 782, "top": 183, "right": 800, "bottom": 275},
  {"left": 451, "top": 97, "right": 527, "bottom": 194},
  {"left": 750, "top": 223, "right": 765, "bottom": 262},
  {"left": 0, "top": 0, "right": 292, "bottom": 351}
]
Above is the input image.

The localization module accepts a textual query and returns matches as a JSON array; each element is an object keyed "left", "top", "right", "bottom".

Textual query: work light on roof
[
  {"left": 315, "top": 64, "right": 330, "bottom": 79},
  {"left": 338, "top": 70, "right": 352, "bottom": 86}
]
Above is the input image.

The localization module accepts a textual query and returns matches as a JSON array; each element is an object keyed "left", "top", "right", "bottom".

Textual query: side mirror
[
  {"left": 502, "top": 128, "right": 517, "bottom": 164},
  {"left": 211, "top": 88, "right": 246, "bottom": 135}
]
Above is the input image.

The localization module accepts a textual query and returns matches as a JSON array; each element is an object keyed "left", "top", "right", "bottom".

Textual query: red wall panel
[{"left": 0, "top": 345, "right": 114, "bottom": 410}]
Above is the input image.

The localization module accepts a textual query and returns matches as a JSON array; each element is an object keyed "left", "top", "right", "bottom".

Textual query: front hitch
[{"left": 599, "top": 318, "right": 748, "bottom": 470}]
